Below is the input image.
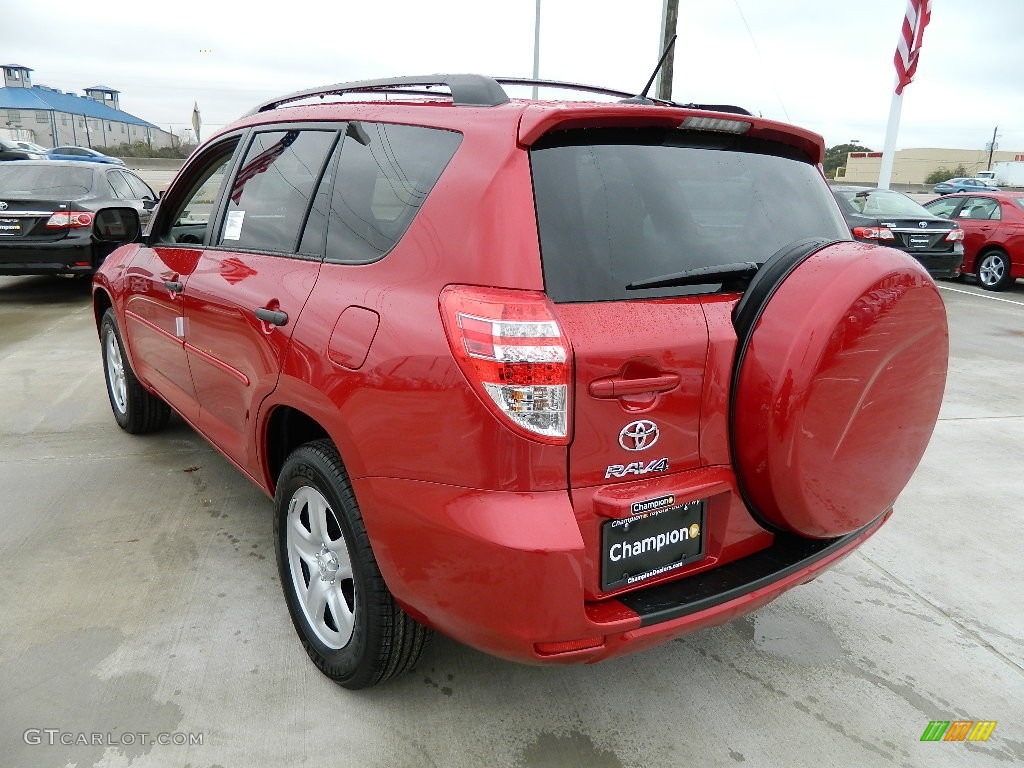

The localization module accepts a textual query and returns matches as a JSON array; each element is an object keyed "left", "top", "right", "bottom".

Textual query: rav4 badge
[{"left": 605, "top": 458, "right": 669, "bottom": 479}]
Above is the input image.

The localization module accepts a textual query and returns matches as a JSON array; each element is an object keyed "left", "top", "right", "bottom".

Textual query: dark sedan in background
[
  {"left": 831, "top": 185, "right": 964, "bottom": 278},
  {"left": 46, "top": 146, "right": 125, "bottom": 165},
  {"left": 924, "top": 191, "right": 1024, "bottom": 291},
  {"left": 0, "top": 161, "right": 155, "bottom": 275}
]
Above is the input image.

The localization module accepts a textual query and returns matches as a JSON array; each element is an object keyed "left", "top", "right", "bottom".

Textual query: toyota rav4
[{"left": 92, "top": 74, "right": 948, "bottom": 689}]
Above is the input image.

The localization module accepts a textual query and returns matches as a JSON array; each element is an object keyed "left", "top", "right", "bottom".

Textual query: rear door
[
  {"left": 182, "top": 127, "right": 339, "bottom": 477},
  {"left": 954, "top": 195, "right": 1000, "bottom": 262},
  {"left": 530, "top": 128, "right": 850, "bottom": 490}
]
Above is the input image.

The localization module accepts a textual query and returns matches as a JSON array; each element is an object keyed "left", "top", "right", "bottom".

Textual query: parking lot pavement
[{"left": 0, "top": 275, "right": 1021, "bottom": 768}]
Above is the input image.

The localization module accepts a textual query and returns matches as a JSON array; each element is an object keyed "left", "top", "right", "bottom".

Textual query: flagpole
[{"left": 877, "top": 78, "right": 902, "bottom": 190}]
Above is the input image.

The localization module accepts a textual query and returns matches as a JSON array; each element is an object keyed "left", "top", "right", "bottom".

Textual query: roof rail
[
  {"left": 246, "top": 73, "right": 752, "bottom": 118},
  {"left": 495, "top": 78, "right": 750, "bottom": 115},
  {"left": 494, "top": 77, "right": 667, "bottom": 103},
  {"left": 248, "top": 74, "right": 511, "bottom": 115}
]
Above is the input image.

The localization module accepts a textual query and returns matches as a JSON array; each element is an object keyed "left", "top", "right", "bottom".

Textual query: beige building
[{"left": 838, "top": 148, "right": 1024, "bottom": 185}]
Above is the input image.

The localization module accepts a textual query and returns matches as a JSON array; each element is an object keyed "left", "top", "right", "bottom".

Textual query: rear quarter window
[
  {"left": 324, "top": 123, "right": 461, "bottom": 264},
  {"left": 531, "top": 128, "right": 849, "bottom": 302}
]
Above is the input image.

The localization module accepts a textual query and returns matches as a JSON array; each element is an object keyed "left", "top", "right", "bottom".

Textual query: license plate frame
[{"left": 601, "top": 498, "right": 706, "bottom": 591}]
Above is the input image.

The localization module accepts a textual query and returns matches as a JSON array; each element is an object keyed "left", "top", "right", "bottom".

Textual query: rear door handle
[
  {"left": 589, "top": 373, "right": 680, "bottom": 398},
  {"left": 255, "top": 307, "right": 288, "bottom": 327},
  {"left": 164, "top": 280, "right": 183, "bottom": 293}
]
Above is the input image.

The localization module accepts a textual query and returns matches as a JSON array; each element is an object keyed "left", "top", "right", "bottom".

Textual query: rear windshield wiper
[{"left": 626, "top": 262, "right": 761, "bottom": 291}]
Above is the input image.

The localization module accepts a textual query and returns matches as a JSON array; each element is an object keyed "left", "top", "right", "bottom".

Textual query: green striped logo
[{"left": 921, "top": 720, "right": 997, "bottom": 742}]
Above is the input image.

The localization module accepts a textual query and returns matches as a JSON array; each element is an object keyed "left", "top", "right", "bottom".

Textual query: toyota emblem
[
  {"left": 0, "top": 202, "right": 8, "bottom": 210},
  {"left": 918, "top": 221, "right": 928, "bottom": 228},
  {"left": 619, "top": 420, "right": 660, "bottom": 451}
]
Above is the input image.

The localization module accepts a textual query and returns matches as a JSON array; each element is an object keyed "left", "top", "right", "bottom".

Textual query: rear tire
[
  {"left": 274, "top": 439, "right": 431, "bottom": 689},
  {"left": 976, "top": 249, "right": 1013, "bottom": 291},
  {"left": 100, "top": 308, "right": 171, "bottom": 433}
]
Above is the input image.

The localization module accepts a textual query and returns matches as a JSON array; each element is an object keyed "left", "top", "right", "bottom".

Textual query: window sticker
[{"left": 224, "top": 210, "right": 244, "bottom": 240}]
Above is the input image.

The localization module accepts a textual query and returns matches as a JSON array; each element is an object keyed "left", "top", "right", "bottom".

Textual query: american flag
[
  {"left": 894, "top": 0, "right": 931, "bottom": 95},
  {"left": 230, "top": 130, "right": 299, "bottom": 204}
]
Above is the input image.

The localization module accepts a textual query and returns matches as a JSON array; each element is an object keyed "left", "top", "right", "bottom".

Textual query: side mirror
[{"left": 93, "top": 207, "right": 141, "bottom": 243}]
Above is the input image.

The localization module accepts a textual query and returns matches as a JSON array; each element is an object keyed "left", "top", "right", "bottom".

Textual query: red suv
[{"left": 92, "top": 75, "right": 948, "bottom": 689}]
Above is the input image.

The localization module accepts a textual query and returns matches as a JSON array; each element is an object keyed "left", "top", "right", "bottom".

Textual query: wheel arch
[
  {"left": 976, "top": 243, "right": 1008, "bottom": 261},
  {"left": 93, "top": 286, "right": 114, "bottom": 336},
  {"left": 263, "top": 404, "right": 331, "bottom": 493}
]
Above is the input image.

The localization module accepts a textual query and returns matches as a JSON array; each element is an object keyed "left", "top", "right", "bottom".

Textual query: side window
[
  {"left": 958, "top": 198, "right": 1000, "bottom": 221},
  {"left": 153, "top": 138, "right": 239, "bottom": 245},
  {"left": 122, "top": 171, "right": 155, "bottom": 200},
  {"left": 219, "top": 130, "right": 336, "bottom": 253},
  {"left": 106, "top": 171, "right": 134, "bottom": 199},
  {"left": 325, "top": 122, "right": 461, "bottom": 264}
]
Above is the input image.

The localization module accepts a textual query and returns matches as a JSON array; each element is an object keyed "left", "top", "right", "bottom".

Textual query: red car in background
[{"left": 924, "top": 191, "right": 1024, "bottom": 290}]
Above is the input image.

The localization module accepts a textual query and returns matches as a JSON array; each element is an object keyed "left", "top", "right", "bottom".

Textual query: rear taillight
[
  {"left": 945, "top": 228, "right": 964, "bottom": 242},
  {"left": 46, "top": 211, "right": 93, "bottom": 229},
  {"left": 852, "top": 225, "right": 894, "bottom": 241},
  {"left": 440, "top": 286, "right": 570, "bottom": 443}
]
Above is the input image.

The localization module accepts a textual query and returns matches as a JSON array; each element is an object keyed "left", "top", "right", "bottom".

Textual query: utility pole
[
  {"left": 532, "top": 0, "right": 541, "bottom": 99},
  {"left": 656, "top": 0, "right": 679, "bottom": 101},
  {"left": 986, "top": 125, "right": 998, "bottom": 170}
]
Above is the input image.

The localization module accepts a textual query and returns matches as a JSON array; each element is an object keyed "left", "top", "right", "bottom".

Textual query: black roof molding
[{"left": 248, "top": 74, "right": 512, "bottom": 114}]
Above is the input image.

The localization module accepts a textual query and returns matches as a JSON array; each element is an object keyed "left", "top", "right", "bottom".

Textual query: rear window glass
[
  {"left": 0, "top": 165, "right": 94, "bottom": 199},
  {"left": 922, "top": 197, "right": 960, "bottom": 219},
  {"left": 531, "top": 129, "right": 849, "bottom": 302},
  {"left": 835, "top": 188, "right": 932, "bottom": 217}
]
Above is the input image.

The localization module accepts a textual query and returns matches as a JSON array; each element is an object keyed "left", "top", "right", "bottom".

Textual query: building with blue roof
[{"left": 1, "top": 64, "right": 175, "bottom": 150}]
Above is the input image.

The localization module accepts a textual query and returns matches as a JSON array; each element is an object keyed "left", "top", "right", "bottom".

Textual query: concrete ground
[{"left": 0, "top": 273, "right": 1021, "bottom": 768}]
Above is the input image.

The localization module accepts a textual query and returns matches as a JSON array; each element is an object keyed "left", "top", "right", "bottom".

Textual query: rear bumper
[
  {"left": 0, "top": 241, "right": 93, "bottom": 275},
  {"left": 355, "top": 475, "right": 889, "bottom": 665},
  {"left": 903, "top": 247, "right": 963, "bottom": 279}
]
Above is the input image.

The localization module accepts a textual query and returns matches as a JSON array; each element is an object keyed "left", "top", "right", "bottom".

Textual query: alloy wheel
[{"left": 285, "top": 485, "right": 356, "bottom": 649}]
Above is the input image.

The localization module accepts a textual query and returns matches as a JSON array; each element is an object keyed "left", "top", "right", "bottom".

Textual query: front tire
[
  {"left": 976, "top": 249, "right": 1013, "bottom": 291},
  {"left": 100, "top": 308, "right": 171, "bottom": 433},
  {"left": 274, "top": 440, "right": 431, "bottom": 689}
]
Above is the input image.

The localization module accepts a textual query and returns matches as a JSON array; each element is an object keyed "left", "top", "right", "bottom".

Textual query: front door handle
[
  {"left": 164, "top": 280, "right": 184, "bottom": 293},
  {"left": 589, "top": 373, "right": 680, "bottom": 399},
  {"left": 255, "top": 307, "right": 288, "bottom": 327}
]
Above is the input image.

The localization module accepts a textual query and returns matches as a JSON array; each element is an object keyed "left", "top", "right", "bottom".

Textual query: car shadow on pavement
[{"left": 0, "top": 275, "right": 93, "bottom": 304}]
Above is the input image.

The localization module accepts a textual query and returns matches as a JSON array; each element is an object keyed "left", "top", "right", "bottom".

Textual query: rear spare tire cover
[{"left": 731, "top": 241, "right": 948, "bottom": 539}]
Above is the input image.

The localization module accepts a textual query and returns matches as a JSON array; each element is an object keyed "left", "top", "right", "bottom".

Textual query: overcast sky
[{"left": 4, "top": 0, "right": 1021, "bottom": 154}]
